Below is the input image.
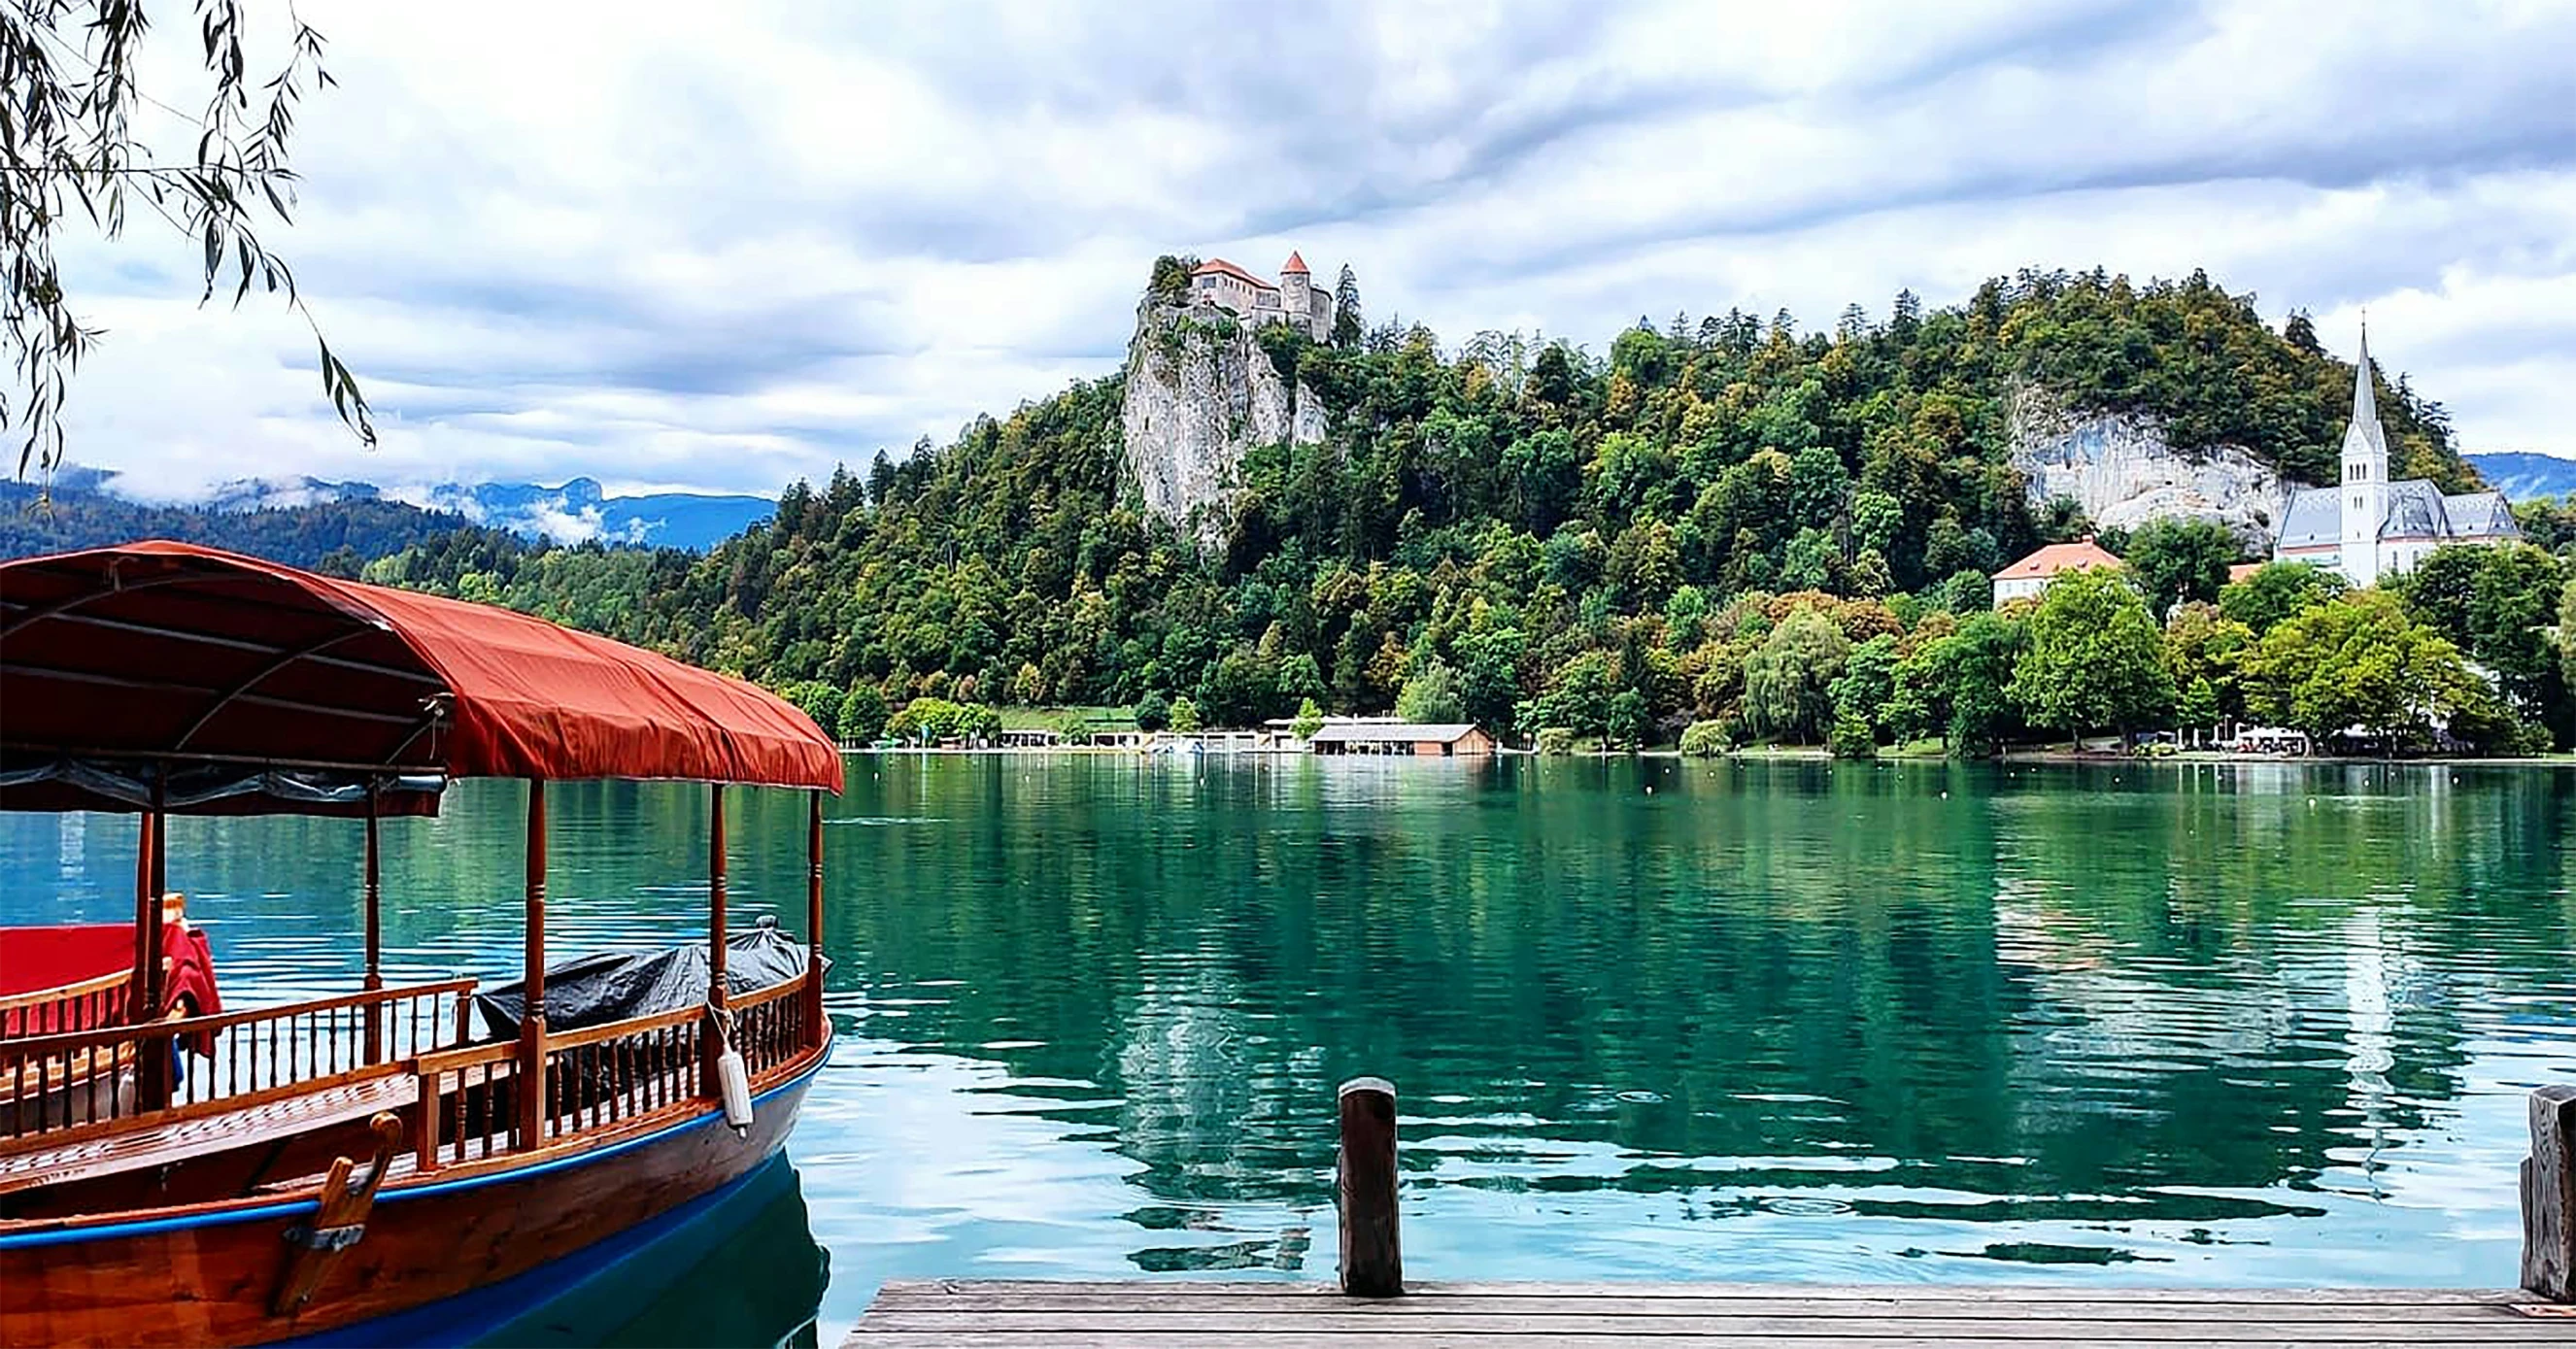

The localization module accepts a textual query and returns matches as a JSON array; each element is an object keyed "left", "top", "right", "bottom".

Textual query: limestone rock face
[
  {"left": 1121, "top": 300, "right": 1325, "bottom": 544},
  {"left": 2007, "top": 383, "right": 2296, "bottom": 552}
]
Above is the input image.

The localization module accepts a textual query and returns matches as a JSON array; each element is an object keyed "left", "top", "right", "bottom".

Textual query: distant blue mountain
[
  {"left": 2467, "top": 453, "right": 2576, "bottom": 502},
  {"left": 152, "top": 473, "right": 772, "bottom": 552},
  {"left": 402, "top": 478, "right": 774, "bottom": 551}
]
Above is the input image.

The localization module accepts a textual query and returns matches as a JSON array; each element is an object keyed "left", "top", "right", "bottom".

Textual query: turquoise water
[{"left": 5, "top": 756, "right": 2573, "bottom": 1343}]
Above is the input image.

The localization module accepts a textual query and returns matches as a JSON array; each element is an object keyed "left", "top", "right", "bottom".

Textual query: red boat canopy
[{"left": 0, "top": 541, "right": 842, "bottom": 813}]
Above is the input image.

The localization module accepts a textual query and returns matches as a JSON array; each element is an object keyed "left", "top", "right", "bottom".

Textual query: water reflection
[{"left": 6, "top": 757, "right": 2574, "bottom": 1344}]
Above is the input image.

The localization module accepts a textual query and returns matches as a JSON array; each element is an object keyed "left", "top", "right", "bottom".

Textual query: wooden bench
[{"left": 0, "top": 1071, "right": 417, "bottom": 1197}]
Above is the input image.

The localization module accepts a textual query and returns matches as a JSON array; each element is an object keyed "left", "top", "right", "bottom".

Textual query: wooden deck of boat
[{"left": 842, "top": 1280, "right": 2573, "bottom": 1347}]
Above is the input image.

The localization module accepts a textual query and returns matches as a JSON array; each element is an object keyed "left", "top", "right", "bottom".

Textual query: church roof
[
  {"left": 2380, "top": 479, "right": 2449, "bottom": 539},
  {"left": 2442, "top": 490, "right": 2519, "bottom": 538},
  {"left": 1992, "top": 538, "right": 2122, "bottom": 583},
  {"left": 2275, "top": 481, "right": 2524, "bottom": 549}
]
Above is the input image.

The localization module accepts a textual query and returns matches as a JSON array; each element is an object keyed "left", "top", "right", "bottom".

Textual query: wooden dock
[
  {"left": 845, "top": 1279, "right": 2571, "bottom": 1346},
  {"left": 843, "top": 1080, "right": 2576, "bottom": 1346}
]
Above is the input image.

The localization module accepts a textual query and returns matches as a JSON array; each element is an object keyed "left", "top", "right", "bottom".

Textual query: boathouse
[{"left": 1308, "top": 723, "right": 1495, "bottom": 758}]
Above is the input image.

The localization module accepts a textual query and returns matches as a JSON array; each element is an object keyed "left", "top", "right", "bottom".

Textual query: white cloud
[{"left": 40, "top": 0, "right": 2576, "bottom": 499}]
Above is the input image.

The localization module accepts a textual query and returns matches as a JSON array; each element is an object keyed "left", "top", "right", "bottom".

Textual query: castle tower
[
  {"left": 1279, "top": 252, "right": 1312, "bottom": 336},
  {"left": 2338, "top": 320, "right": 2390, "bottom": 587}
]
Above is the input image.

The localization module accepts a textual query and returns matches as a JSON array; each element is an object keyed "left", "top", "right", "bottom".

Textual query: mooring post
[
  {"left": 1338, "top": 1075, "right": 1402, "bottom": 1298},
  {"left": 2527, "top": 1084, "right": 2576, "bottom": 1300}
]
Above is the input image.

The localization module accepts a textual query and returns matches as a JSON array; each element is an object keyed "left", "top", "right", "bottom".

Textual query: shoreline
[{"left": 840, "top": 743, "right": 2571, "bottom": 768}]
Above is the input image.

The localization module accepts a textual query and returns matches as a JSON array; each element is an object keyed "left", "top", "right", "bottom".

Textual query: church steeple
[
  {"left": 2349, "top": 315, "right": 2385, "bottom": 454},
  {"left": 2338, "top": 317, "right": 2390, "bottom": 587}
]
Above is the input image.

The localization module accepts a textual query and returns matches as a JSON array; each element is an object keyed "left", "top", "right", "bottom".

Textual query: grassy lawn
[{"left": 998, "top": 705, "right": 1134, "bottom": 731}]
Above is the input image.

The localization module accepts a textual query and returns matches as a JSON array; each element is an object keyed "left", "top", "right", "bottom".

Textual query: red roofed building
[
  {"left": 1991, "top": 536, "right": 2124, "bottom": 606},
  {"left": 1187, "top": 251, "right": 1335, "bottom": 339}
]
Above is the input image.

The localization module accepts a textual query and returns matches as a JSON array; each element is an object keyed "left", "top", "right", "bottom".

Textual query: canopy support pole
[
  {"left": 709, "top": 784, "right": 729, "bottom": 1011},
  {"left": 363, "top": 782, "right": 384, "bottom": 1064},
  {"left": 129, "top": 810, "right": 153, "bottom": 1027},
  {"left": 705, "top": 784, "right": 729, "bottom": 1094},
  {"left": 139, "top": 771, "right": 170, "bottom": 1109},
  {"left": 806, "top": 789, "right": 825, "bottom": 1050},
  {"left": 517, "top": 779, "right": 548, "bottom": 1151}
]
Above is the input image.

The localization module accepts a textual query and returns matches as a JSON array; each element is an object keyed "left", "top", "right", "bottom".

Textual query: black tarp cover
[{"left": 473, "top": 920, "right": 824, "bottom": 1041}]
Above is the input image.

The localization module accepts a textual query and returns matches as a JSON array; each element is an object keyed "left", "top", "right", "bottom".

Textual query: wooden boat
[
  {"left": 0, "top": 541, "right": 845, "bottom": 1346},
  {"left": 0, "top": 894, "right": 219, "bottom": 1133}
]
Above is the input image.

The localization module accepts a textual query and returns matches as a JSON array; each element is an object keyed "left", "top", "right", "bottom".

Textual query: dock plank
[{"left": 845, "top": 1281, "right": 2567, "bottom": 1347}]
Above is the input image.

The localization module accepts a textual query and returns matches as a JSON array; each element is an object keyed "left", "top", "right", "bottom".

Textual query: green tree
[
  {"left": 1528, "top": 651, "right": 1616, "bottom": 738},
  {"left": 1168, "top": 695, "right": 1202, "bottom": 733},
  {"left": 1904, "top": 612, "right": 2028, "bottom": 755},
  {"left": 780, "top": 680, "right": 842, "bottom": 737},
  {"left": 2008, "top": 568, "right": 2174, "bottom": 744},
  {"left": 1011, "top": 661, "right": 1048, "bottom": 706},
  {"left": 2464, "top": 544, "right": 2566, "bottom": 728},
  {"left": 1290, "top": 696, "right": 1325, "bottom": 740},
  {"left": 1134, "top": 691, "right": 1171, "bottom": 732},
  {"left": 2161, "top": 602, "right": 2254, "bottom": 729},
  {"left": 1743, "top": 606, "right": 1848, "bottom": 744},
  {"left": 2399, "top": 546, "right": 2487, "bottom": 647},
  {"left": 836, "top": 685, "right": 889, "bottom": 744},
  {"left": 2124, "top": 519, "right": 2238, "bottom": 617},
  {"left": 1332, "top": 264, "right": 1364, "bottom": 349},
  {"left": 1395, "top": 658, "right": 1467, "bottom": 724},
  {"left": 1607, "top": 689, "right": 1651, "bottom": 751},
  {"left": 2220, "top": 561, "right": 2345, "bottom": 635},
  {"left": 2241, "top": 590, "right": 2492, "bottom": 752},
  {"left": 1277, "top": 653, "right": 1327, "bottom": 706},
  {"left": 1827, "top": 633, "right": 1900, "bottom": 740}
]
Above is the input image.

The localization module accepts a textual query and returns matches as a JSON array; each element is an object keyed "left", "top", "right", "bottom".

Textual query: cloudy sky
[{"left": 52, "top": 0, "right": 2576, "bottom": 501}]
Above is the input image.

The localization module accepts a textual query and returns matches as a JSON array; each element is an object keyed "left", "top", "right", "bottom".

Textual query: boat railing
[
  {"left": 537, "top": 1000, "right": 710, "bottom": 1145},
  {"left": 0, "top": 970, "right": 133, "bottom": 1039},
  {"left": 729, "top": 973, "right": 810, "bottom": 1078},
  {"left": 406, "top": 966, "right": 823, "bottom": 1167},
  {"left": 0, "top": 977, "right": 478, "bottom": 1145}
]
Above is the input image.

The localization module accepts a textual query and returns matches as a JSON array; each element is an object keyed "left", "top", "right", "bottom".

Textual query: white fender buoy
[{"left": 718, "top": 1044, "right": 754, "bottom": 1133}]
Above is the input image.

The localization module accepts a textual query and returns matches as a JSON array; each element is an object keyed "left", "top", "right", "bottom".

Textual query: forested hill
[{"left": 361, "top": 266, "right": 2494, "bottom": 735}]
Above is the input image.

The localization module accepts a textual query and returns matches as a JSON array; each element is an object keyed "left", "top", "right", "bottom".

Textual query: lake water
[{"left": 5, "top": 756, "right": 2573, "bottom": 1344}]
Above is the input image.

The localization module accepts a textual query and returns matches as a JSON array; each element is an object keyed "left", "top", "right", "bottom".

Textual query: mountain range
[
  {"left": 2463, "top": 453, "right": 2576, "bottom": 502},
  {"left": 0, "top": 468, "right": 772, "bottom": 564},
  {"left": 192, "top": 474, "right": 774, "bottom": 551}
]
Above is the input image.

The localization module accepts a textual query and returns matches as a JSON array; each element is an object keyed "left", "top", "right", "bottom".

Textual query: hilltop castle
[
  {"left": 2271, "top": 322, "right": 2519, "bottom": 586},
  {"left": 1188, "top": 253, "right": 1334, "bottom": 340}
]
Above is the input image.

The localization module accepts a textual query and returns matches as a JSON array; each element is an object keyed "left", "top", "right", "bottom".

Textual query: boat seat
[{"left": 0, "top": 1072, "right": 418, "bottom": 1197}]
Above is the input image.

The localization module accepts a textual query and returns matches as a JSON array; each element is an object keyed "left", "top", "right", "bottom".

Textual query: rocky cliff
[
  {"left": 2007, "top": 383, "right": 2295, "bottom": 551},
  {"left": 1121, "top": 301, "right": 1326, "bottom": 543}
]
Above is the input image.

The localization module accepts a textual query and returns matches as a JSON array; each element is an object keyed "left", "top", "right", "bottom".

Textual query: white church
[{"left": 2272, "top": 324, "right": 2519, "bottom": 585}]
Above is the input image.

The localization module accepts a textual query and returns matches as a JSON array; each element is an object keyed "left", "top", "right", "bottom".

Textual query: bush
[
  {"left": 1827, "top": 713, "right": 1878, "bottom": 759},
  {"left": 1536, "top": 726, "right": 1576, "bottom": 757},
  {"left": 1290, "top": 696, "right": 1325, "bottom": 740},
  {"left": 1134, "top": 691, "right": 1171, "bottom": 732},
  {"left": 1678, "top": 720, "right": 1733, "bottom": 758},
  {"left": 1169, "top": 695, "right": 1202, "bottom": 733}
]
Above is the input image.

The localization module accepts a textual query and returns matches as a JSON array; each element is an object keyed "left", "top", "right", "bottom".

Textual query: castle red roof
[
  {"left": 1281, "top": 251, "right": 1308, "bottom": 274},
  {"left": 1191, "top": 257, "right": 1272, "bottom": 289}
]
